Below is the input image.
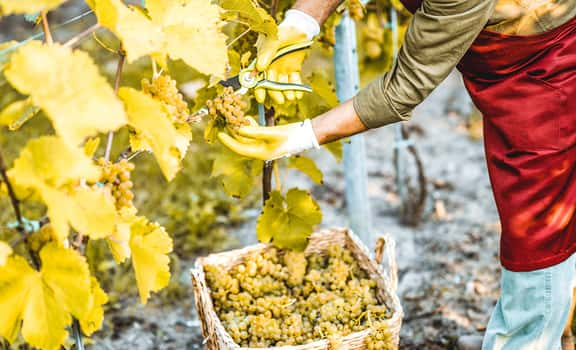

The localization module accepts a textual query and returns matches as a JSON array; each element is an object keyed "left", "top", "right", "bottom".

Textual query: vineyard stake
[{"left": 334, "top": 10, "right": 373, "bottom": 244}]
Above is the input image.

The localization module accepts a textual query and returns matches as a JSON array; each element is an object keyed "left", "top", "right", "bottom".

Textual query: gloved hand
[
  {"left": 255, "top": 9, "right": 320, "bottom": 104},
  {"left": 217, "top": 118, "right": 320, "bottom": 161}
]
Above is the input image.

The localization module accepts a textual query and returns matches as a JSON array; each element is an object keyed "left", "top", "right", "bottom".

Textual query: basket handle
[{"left": 374, "top": 234, "right": 398, "bottom": 291}]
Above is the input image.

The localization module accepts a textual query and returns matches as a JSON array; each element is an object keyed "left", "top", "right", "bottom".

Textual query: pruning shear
[{"left": 219, "top": 40, "right": 314, "bottom": 95}]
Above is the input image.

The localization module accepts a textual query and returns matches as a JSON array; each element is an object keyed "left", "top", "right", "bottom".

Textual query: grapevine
[{"left": 204, "top": 244, "right": 394, "bottom": 348}]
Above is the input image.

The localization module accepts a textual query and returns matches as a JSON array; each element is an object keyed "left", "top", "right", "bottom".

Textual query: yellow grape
[
  {"left": 204, "top": 245, "right": 393, "bottom": 348},
  {"left": 141, "top": 75, "right": 190, "bottom": 124}
]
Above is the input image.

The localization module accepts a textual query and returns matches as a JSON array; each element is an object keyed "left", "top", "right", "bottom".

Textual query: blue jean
[{"left": 482, "top": 253, "right": 576, "bottom": 350}]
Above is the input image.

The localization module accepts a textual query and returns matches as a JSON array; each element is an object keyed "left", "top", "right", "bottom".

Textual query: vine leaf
[
  {"left": 323, "top": 141, "right": 343, "bottom": 162},
  {"left": 0, "top": 241, "right": 11, "bottom": 267},
  {"left": 83, "top": 137, "right": 100, "bottom": 158},
  {"left": 79, "top": 277, "right": 109, "bottom": 336},
  {"left": 4, "top": 41, "right": 127, "bottom": 147},
  {"left": 107, "top": 207, "right": 135, "bottom": 264},
  {"left": 288, "top": 155, "right": 323, "bottom": 185},
  {"left": 306, "top": 71, "right": 339, "bottom": 108},
  {"left": 0, "top": 0, "right": 66, "bottom": 15},
  {"left": 211, "top": 148, "right": 261, "bottom": 198},
  {"left": 219, "top": 0, "right": 277, "bottom": 38},
  {"left": 256, "top": 189, "right": 322, "bottom": 251},
  {"left": 92, "top": 0, "right": 228, "bottom": 78},
  {"left": 8, "top": 136, "right": 117, "bottom": 241},
  {"left": 128, "top": 215, "right": 173, "bottom": 304},
  {"left": 0, "top": 243, "right": 93, "bottom": 350},
  {"left": 119, "top": 87, "right": 190, "bottom": 181},
  {"left": 0, "top": 98, "right": 38, "bottom": 131}
]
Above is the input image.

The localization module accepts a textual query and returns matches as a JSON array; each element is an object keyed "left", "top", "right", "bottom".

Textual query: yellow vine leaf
[
  {"left": 256, "top": 189, "right": 322, "bottom": 251},
  {"left": 83, "top": 137, "right": 100, "bottom": 158},
  {"left": 288, "top": 155, "right": 323, "bottom": 185},
  {"left": 0, "top": 244, "right": 92, "bottom": 350},
  {"left": 92, "top": 0, "right": 227, "bottom": 78},
  {"left": 107, "top": 207, "right": 136, "bottom": 263},
  {"left": 119, "top": 87, "right": 190, "bottom": 181},
  {"left": 128, "top": 215, "right": 173, "bottom": 304},
  {"left": 4, "top": 41, "right": 127, "bottom": 147},
  {"left": 0, "top": 241, "right": 12, "bottom": 266},
  {"left": 0, "top": 0, "right": 66, "bottom": 15},
  {"left": 219, "top": 0, "right": 277, "bottom": 38},
  {"left": 0, "top": 98, "right": 38, "bottom": 131},
  {"left": 9, "top": 136, "right": 117, "bottom": 241},
  {"left": 80, "top": 277, "right": 108, "bottom": 336},
  {"left": 92, "top": 0, "right": 163, "bottom": 63}
]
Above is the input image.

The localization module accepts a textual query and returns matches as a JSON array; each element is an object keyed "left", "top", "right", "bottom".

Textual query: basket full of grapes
[{"left": 191, "top": 228, "right": 403, "bottom": 349}]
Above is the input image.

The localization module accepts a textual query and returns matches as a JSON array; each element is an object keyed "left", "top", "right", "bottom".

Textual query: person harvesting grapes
[{"left": 218, "top": 0, "right": 576, "bottom": 349}]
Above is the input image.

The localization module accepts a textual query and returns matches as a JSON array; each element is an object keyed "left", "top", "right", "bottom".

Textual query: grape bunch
[
  {"left": 97, "top": 158, "right": 135, "bottom": 210},
  {"left": 205, "top": 86, "right": 249, "bottom": 129},
  {"left": 141, "top": 74, "right": 190, "bottom": 124},
  {"left": 204, "top": 244, "right": 394, "bottom": 349},
  {"left": 348, "top": 0, "right": 365, "bottom": 20}
]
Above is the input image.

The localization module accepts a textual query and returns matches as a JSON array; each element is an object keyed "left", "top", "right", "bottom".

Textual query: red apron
[{"left": 399, "top": 0, "right": 576, "bottom": 271}]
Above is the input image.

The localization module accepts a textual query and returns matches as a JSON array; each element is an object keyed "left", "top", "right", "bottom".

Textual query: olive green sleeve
[{"left": 353, "top": 0, "right": 496, "bottom": 129}]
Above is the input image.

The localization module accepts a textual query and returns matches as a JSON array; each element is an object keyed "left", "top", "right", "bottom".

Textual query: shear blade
[{"left": 219, "top": 76, "right": 241, "bottom": 90}]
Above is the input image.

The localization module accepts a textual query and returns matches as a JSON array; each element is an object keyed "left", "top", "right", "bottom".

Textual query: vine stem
[
  {"left": 270, "top": 0, "right": 279, "bottom": 17},
  {"left": 104, "top": 52, "right": 126, "bottom": 161},
  {"left": 72, "top": 319, "right": 85, "bottom": 350},
  {"left": 0, "top": 149, "right": 41, "bottom": 268},
  {"left": 262, "top": 107, "right": 275, "bottom": 204},
  {"left": 0, "top": 149, "right": 23, "bottom": 232},
  {"left": 41, "top": 11, "right": 53, "bottom": 45},
  {"left": 226, "top": 27, "right": 251, "bottom": 48},
  {"left": 63, "top": 23, "right": 100, "bottom": 48}
]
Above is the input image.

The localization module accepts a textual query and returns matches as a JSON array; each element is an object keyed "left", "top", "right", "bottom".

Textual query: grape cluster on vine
[
  {"left": 204, "top": 245, "right": 394, "bottom": 349},
  {"left": 141, "top": 74, "right": 190, "bottom": 124},
  {"left": 97, "top": 158, "right": 135, "bottom": 210},
  {"left": 205, "top": 86, "right": 249, "bottom": 129}
]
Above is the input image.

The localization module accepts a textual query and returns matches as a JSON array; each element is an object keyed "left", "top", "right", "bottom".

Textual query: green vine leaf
[
  {"left": 323, "top": 140, "right": 344, "bottom": 162},
  {"left": 219, "top": 0, "right": 277, "bottom": 38},
  {"left": 256, "top": 188, "right": 322, "bottom": 251},
  {"left": 288, "top": 155, "right": 323, "bottom": 185},
  {"left": 211, "top": 148, "right": 261, "bottom": 198}
]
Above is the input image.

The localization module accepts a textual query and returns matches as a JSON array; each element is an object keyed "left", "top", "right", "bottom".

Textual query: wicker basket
[{"left": 190, "top": 228, "right": 403, "bottom": 349}]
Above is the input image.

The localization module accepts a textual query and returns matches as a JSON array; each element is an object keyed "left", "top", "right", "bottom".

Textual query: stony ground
[{"left": 90, "top": 70, "right": 504, "bottom": 349}]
